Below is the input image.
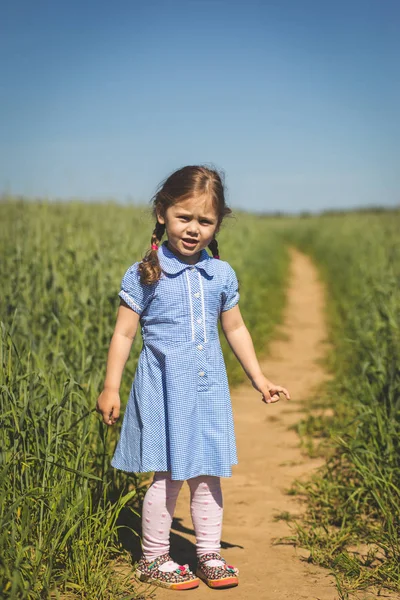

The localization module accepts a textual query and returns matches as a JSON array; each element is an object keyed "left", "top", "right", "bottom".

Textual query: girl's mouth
[{"left": 182, "top": 238, "right": 198, "bottom": 249}]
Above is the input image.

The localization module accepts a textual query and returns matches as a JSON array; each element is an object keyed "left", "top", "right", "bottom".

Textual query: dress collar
[{"left": 158, "top": 241, "right": 216, "bottom": 276}]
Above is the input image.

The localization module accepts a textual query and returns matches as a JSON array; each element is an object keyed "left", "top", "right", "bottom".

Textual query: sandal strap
[
  {"left": 198, "top": 552, "right": 226, "bottom": 565},
  {"left": 146, "top": 553, "right": 172, "bottom": 570},
  {"left": 147, "top": 555, "right": 193, "bottom": 575}
]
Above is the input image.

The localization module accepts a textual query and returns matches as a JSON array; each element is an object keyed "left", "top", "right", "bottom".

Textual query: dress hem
[{"left": 110, "top": 460, "right": 238, "bottom": 481}]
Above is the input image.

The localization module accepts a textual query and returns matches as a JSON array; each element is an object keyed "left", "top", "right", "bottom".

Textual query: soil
[{"left": 149, "top": 249, "right": 338, "bottom": 599}]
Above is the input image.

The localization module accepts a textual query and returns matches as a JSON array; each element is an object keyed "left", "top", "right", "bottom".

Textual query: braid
[
  {"left": 151, "top": 221, "right": 165, "bottom": 249},
  {"left": 208, "top": 237, "right": 220, "bottom": 259},
  {"left": 138, "top": 221, "right": 166, "bottom": 284}
]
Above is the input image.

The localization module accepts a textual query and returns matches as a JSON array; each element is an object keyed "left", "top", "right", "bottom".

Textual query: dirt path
[{"left": 152, "top": 249, "right": 336, "bottom": 599}]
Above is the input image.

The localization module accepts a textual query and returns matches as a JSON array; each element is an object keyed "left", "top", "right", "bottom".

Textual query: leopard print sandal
[
  {"left": 135, "top": 553, "right": 200, "bottom": 590},
  {"left": 196, "top": 552, "right": 239, "bottom": 588}
]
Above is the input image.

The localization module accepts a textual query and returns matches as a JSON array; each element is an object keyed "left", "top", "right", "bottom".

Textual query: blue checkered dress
[{"left": 111, "top": 241, "right": 240, "bottom": 480}]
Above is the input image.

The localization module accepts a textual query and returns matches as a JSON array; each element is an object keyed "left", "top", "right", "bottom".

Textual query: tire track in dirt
[{"left": 152, "top": 248, "right": 337, "bottom": 599}]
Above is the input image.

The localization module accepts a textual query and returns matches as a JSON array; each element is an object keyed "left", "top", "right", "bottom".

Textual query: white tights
[{"left": 142, "top": 471, "right": 224, "bottom": 569}]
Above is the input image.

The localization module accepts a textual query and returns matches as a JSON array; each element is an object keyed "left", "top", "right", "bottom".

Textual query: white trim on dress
[
  {"left": 185, "top": 270, "right": 195, "bottom": 341},
  {"left": 197, "top": 271, "right": 207, "bottom": 343}
]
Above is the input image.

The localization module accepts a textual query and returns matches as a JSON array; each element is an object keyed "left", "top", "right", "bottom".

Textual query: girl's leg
[
  {"left": 188, "top": 475, "right": 239, "bottom": 588},
  {"left": 142, "top": 471, "right": 184, "bottom": 571},
  {"left": 188, "top": 475, "right": 225, "bottom": 567}
]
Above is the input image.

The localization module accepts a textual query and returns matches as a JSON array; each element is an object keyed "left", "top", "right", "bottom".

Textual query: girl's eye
[{"left": 201, "top": 220, "right": 212, "bottom": 225}]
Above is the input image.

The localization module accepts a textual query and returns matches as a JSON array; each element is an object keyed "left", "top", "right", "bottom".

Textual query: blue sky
[{"left": 1, "top": 0, "right": 399, "bottom": 213}]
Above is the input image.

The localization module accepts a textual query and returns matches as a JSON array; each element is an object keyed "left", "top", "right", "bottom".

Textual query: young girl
[{"left": 96, "top": 165, "right": 290, "bottom": 590}]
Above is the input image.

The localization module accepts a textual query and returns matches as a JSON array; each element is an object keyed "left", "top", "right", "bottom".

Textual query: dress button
[
  {"left": 197, "top": 318, "right": 202, "bottom": 324},
  {"left": 197, "top": 344, "right": 203, "bottom": 350},
  {"left": 199, "top": 371, "right": 205, "bottom": 377},
  {"left": 194, "top": 292, "right": 200, "bottom": 298}
]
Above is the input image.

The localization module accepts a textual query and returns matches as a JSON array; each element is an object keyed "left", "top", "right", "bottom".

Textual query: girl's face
[{"left": 157, "top": 195, "right": 219, "bottom": 264}]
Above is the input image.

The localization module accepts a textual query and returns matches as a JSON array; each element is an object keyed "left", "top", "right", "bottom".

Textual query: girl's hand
[
  {"left": 96, "top": 389, "right": 121, "bottom": 425},
  {"left": 251, "top": 374, "right": 290, "bottom": 405}
]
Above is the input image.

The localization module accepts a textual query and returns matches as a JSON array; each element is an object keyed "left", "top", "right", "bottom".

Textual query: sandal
[
  {"left": 135, "top": 553, "right": 200, "bottom": 590},
  {"left": 196, "top": 552, "right": 239, "bottom": 588}
]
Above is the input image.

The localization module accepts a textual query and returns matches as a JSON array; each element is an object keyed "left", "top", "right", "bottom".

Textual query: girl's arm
[
  {"left": 220, "top": 305, "right": 290, "bottom": 404},
  {"left": 96, "top": 300, "right": 140, "bottom": 425}
]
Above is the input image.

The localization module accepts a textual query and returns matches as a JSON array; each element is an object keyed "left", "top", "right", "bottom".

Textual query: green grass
[
  {"left": 0, "top": 198, "right": 289, "bottom": 599},
  {"left": 281, "top": 211, "right": 400, "bottom": 597}
]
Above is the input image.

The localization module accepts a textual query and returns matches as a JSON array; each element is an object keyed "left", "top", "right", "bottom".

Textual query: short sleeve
[
  {"left": 118, "top": 263, "right": 154, "bottom": 315},
  {"left": 221, "top": 263, "right": 240, "bottom": 312}
]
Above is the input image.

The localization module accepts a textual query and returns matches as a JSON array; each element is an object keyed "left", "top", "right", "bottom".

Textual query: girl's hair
[{"left": 139, "top": 165, "right": 232, "bottom": 285}]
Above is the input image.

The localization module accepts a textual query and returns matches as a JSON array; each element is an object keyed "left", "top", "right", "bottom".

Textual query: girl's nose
[{"left": 187, "top": 223, "right": 199, "bottom": 236}]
